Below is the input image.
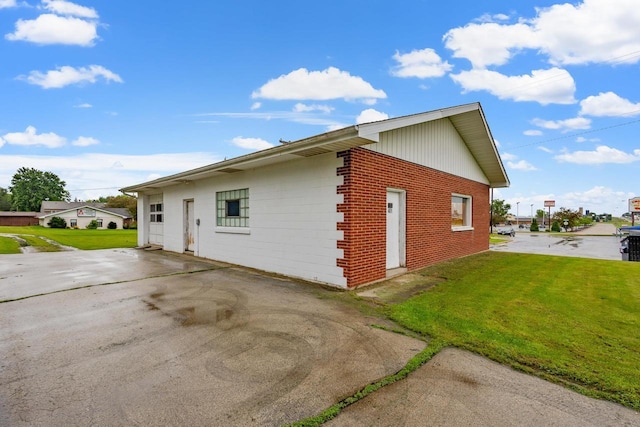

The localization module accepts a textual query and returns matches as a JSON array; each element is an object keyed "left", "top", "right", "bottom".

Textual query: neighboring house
[
  {"left": 40, "top": 201, "right": 107, "bottom": 215},
  {"left": 0, "top": 212, "right": 39, "bottom": 226},
  {"left": 121, "top": 103, "right": 509, "bottom": 289},
  {"left": 38, "top": 205, "right": 132, "bottom": 229}
]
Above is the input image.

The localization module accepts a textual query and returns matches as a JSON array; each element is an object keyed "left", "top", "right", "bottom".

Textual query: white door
[
  {"left": 386, "top": 191, "right": 401, "bottom": 269},
  {"left": 185, "top": 200, "right": 195, "bottom": 252}
]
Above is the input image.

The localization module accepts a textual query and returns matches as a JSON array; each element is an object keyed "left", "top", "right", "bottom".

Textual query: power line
[{"left": 509, "top": 115, "right": 640, "bottom": 150}]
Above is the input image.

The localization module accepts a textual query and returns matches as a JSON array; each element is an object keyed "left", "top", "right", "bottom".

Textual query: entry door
[
  {"left": 185, "top": 200, "right": 195, "bottom": 252},
  {"left": 386, "top": 191, "right": 403, "bottom": 269}
]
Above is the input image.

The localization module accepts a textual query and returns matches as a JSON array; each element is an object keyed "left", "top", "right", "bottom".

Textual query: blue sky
[{"left": 1, "top": 0, "right": 639, "bottom": 216}]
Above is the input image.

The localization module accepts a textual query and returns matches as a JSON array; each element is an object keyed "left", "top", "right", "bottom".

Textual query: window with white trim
[
  {"left": 70, "top": 219, "right": 77, "bottom": 227},
  {"left": 150, "top": 203, "right": 163, "bottom": 223},
  {"left": 451, "top": 194, "right": 472, "bottom": 229},
  {"left": 216, "top": 188, "right": 249, "bottom": 227},
  {"left": 97, "top": 219, "right": 103, "bottom": 228}
]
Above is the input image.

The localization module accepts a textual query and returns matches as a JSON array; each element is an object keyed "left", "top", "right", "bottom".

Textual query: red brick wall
[{"left": 337, "top": 147, "right": 490, "bottom": 288}]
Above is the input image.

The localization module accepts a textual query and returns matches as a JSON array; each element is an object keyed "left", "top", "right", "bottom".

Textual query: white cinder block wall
[{"left": 154, "top": 153, "right": 346, "bottom": 287}]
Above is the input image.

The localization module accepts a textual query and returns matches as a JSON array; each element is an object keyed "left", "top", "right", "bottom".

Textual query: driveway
[
  {"left": 1, "top": 249, "right": 639, "bottom": 426},
  {"left": 0, "top": 249, "right": 423, "bottom": 426}
]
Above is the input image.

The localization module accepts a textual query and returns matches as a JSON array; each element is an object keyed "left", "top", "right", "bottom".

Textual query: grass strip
[
  {"left": 387, "top": 251, "right": 640, "bottom": 411},
  {"left": 0, "top": 236, "right": 22, "bottom": 254},
  {"left": 286, "top": 338, "right": 447, "bottom": 427},
  {"left": 0, "top": 226, "right": 137, "bottom": 251}
]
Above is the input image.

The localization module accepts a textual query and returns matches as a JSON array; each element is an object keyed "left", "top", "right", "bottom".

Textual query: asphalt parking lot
[{"left": 2, "top": 248, "right": 639, "bottom": 426}]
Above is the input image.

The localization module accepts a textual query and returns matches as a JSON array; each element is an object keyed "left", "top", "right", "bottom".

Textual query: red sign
[
  {"left": 544, "top": 200, "right": 555, "bottom": 207},
  {"left": 630, "top": 197, "right": 640, "bottom": 213}
]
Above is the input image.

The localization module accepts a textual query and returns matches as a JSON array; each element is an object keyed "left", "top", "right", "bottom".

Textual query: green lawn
[
  {"left": 0, "top": 236, "right": 22, "bottom": 254},
  {"left": 387, "top": 252, "right": 640, "bottom": 410},
  {"left": 0, "top": 226, "right": 137, "bottom": 251}
]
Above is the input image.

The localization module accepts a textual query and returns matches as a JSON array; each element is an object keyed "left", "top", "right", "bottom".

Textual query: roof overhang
[{"left": 121, "top": 102, "right": 509, "bottom": 193}]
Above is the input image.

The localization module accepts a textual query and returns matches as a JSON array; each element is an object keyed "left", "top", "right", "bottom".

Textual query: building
[
  {"left": 121, "top": 103, "right": 509, "bottom": 289},
  {"left": 0, "top": 212, "right": 39, "bottom": 226},
  {"left": 38, "top": 203, "right": 133, "bottom": 229}
]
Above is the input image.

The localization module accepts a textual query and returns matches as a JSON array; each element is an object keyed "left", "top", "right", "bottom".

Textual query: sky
[{"left": 1, "top": 0, "right": 639, "bottom": 216}]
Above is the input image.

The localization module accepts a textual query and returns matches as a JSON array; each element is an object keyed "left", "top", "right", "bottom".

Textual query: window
[
  {"left": 150, "top": 203, "right": 163, "bottom": 223},
  {"left": 70, "top": 219, "right": 77, "bottom": 227},
  {"left": 217, "top": 188, "right": 249, "bottom": 227},
  {"left": 452, "top": 194, "right": 472, "bottom": 229},
  {"left": 97, "top": 219, "right": 103, "bottom": 228}
]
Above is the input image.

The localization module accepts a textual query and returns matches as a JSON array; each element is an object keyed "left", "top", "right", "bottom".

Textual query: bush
[
  {"left": 107, "top": 221, "right": 117, "bottom": 229},
  {"left": 551, "top": 221, "right": 562, "bottom": 232},
  {"left": 86, "top": 220, "right": 99, "bottom": 229},
  {"left": 48, "top": 216, "right": 67, "bottom": 229},
  {"left": 530, "top": 218, "right": 539, "bottom": 232}
]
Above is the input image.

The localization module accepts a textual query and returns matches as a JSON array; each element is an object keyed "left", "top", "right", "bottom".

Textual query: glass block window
[{"left": 216, "top": 188, "right": 249, "bottom": 227}]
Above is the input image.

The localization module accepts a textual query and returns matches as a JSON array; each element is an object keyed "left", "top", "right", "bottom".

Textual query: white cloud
[
  {"left": 197, "top": 111, "right": 348, "bottom": 129},
  {"left": 507, "top": 160, "right": 538, "bottom": 171},
  {"left": 450, "top": 68, "right": 576, "bottom": 105},
  {"left": 5, "top": 13, "right": 98, "bottom": 46},
  {"left": 555, "top": 146, "right": 640, "bottom": 164},
  {"left": 0, "top": 152, "right": 221, "bottom": 201},
  {"left": 444, "top": 1, "right": 640, "bottom": 68},
  {"left": 72, "top": 136, "right": 99, "bottom": 147},
  {"left": 42, "top": 0, "right": 98, "bottom": 18},
  {"left": 250, "top": 102, "right": 261, "bottom": 110},
  {"left": 293, "top": 103, "right": 334, "bottom": 114},
  {"left": 251, "top": 67, "right": 387, "bottom": 104},
  {"left": 531, "top": 117, "right": 591, "bottom": 132},
  {"left": 21, "top": 65, "right": 123, "bottom": 89},
  {"left": 0, "top": 126, "right": 66, "bottom": 148},
  {"left": 562, "top": 186, "right": 634, "bottom": 215},
  {"left": 444, "top": 22, "right": 537, "bottom": 68},
  {"left": 75, "top": 103, "right": 92, "bottom": 108},
  {"left": 0, "top": 0, "right": 17, "bottom": 8},
  {"left": 391, "top": 48, "right": 453, "bottom": 78},
  {"left": 575, "top": 137, "right": 599, "bottom": 143},
  {"left": 356, "top": 109, "right": 389, "bottom": 124},
  {"left": 523, "top": 130, "right": 542, "bottom": 136},
  {"left": 533, "top": 0, "right": 640, "bottom": 66},
  {"left": 579, "top": 92, "right": 640, "bottom": 117},
  {"left": 500, "top": 152, "right": 517, "bottom": 161},
  {"left": 230, "top": 136, "right": 274, "bottom": 151},
  {"left": 537, "top": 146, "right": 553, "bottom": 153}
]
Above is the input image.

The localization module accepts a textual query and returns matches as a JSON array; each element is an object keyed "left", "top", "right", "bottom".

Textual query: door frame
[
  {"left": 386, "top": 188, "right": 406, "bottom": 269},
  {"left": 184, "top": 199, "right": 195, "bottom": 252}
]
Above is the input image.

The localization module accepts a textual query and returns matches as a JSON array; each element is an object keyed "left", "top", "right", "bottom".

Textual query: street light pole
[
  {"left": 516, "top": 202, "right": 520, "bottom": 228},
  {"left": 530, "top": 204, "right": 533, "bottom": 222}
]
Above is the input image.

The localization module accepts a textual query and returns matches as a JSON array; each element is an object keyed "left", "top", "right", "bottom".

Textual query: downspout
[{"left": 490, "top": 188, "right": 494, "bottom": 234}]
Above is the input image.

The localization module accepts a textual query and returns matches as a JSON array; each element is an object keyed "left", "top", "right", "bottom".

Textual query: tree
[
  {"left": 530, "top": 217, "right": 539, "bottom": 232},
  {"left": 105, "top": 194, "right": 137, "bottom": 220},
  {"left": 48, "top": 216, "right": 67, "bottom": 229},
  {"left": 9, "top": 167, "right": 70, "bottom": 212},
  {"left": 491, "top": 199, "right": 511, "bottom": 225},
  {"left": 0, "top": 187, "right": 11, "bottom": 211},
  {"left": 551, "top": 207, "right": 582, "bottom": 231}
]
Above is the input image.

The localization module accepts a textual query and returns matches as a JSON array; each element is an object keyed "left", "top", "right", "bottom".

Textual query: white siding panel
[
  {"left": 363, "top": 118, "right": 489, "bottom": 184},
  {"left": 159, "top": 153, "right": 346, "bottom": 288}
]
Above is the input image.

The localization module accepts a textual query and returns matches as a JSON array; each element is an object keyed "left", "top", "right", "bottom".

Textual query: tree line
[{"left": 1, "top": 167, "right": 136, "bottom": 219}]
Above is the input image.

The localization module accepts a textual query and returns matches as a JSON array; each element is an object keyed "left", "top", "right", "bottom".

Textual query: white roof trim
[
  {"left": 121, "top": 102, "right": 509, "bottom": 192},
  {"left": 38, "top": 205, "right": 129, "bottom": 219}
]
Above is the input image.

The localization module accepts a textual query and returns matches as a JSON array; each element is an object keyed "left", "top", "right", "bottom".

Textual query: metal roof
[{"left": 121, "top": 102, "right": 509, "bottom": 192}]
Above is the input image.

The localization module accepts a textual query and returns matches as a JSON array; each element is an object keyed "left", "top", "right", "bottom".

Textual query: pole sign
[
  {"left": 544, "top": 200, "right": 555, "bottom": 207},
  {"left": 629, "top": 197, "right": 640, "bottom": 213}
]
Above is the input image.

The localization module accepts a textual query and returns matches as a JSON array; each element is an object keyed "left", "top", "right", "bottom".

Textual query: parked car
[{"left": 497, "top": 227, "right": 515, "bottom": 237}]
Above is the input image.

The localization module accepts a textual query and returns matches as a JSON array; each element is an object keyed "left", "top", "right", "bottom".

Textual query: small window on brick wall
[
  {"left": 216, "top": 188, "right": 249, "bottom": 227},
  {"left": 452, "top": 194, "right": 472, "bottom": 229}
]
